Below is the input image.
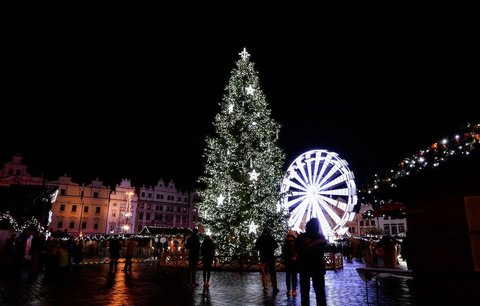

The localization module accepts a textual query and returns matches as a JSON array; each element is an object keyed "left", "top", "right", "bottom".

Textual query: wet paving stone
[{"left": 0, "top": 260, "right": 414, "bottom": 305}]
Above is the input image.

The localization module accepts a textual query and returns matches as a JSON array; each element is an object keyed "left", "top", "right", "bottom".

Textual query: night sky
[{"left": 2, "top": 3, "right": 479, "bottom": 191}]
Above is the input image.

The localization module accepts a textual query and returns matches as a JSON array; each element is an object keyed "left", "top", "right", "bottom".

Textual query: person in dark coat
[
  {"left": 200, "top": 235, "right": 215, "bottom": 288},
  {"left": 282, "top": 229, "right": 299, "bottom": 297},
  {"left": 296, "top": 218, "right": 327, "bottom": 306},
  {"left": 4, "top": 234, "right": 17, "bottom": 267},
  {"left": 108, "top": 237, "right": 122, "bottom": 273},
  {"left": 254, "top": 227, "right": 279, "bottom": 293},
  {"left": 185, "top": 228, "right": 200, "bottom": 287}
]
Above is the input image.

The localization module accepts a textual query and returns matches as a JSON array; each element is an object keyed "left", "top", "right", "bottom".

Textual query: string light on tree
[{"left": 197, "top": 48, "right": 288, "bottom": 256}]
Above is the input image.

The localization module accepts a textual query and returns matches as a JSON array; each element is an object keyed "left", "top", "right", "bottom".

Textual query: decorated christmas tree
[{"left": 197, "top": 48, "right": 288, "bottom": 256}]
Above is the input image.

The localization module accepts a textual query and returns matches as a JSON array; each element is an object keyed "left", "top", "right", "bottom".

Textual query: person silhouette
[
  {"left": 185, "top": 228, "right": 200, "bottom": 287},
  {"left": 254, "top": 227, "right": 279, "bottom": 293},
  {"left": 282, "top": 229, "right": 299, "bottom": 297},
  {"left": 200, "top": 235, "right": 215, "bottom": 288},
  {"left": 296, "top": 218, "right": 327, "bottom": 306}
]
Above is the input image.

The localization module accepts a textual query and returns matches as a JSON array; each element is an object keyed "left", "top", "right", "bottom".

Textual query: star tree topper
[{"left": 239, "top": 47, "right": 250, "bottom": 60}]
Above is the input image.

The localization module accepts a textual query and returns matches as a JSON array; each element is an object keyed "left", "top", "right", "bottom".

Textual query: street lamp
[{"left": 123, "top": 191, "right": 134, "bottom": 234}]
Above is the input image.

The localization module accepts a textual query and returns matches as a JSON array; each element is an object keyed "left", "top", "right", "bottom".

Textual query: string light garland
[
  {"left": 359, "top": 122, "right": 480, "bottom": 207},
  {"left": 0, "top": 213, "right": 44, "bottom": 233}
]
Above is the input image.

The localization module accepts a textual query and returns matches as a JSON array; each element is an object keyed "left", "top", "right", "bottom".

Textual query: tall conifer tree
[{"left": 197, "top": 48, "right": 288, "bottom": 256}]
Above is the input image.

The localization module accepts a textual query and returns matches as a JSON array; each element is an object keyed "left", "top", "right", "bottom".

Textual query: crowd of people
[
  {"left": 2, "top": 220, "right": 406, "bottom": 306},
  {"left": 250, "top": 218, "right": 328, "bottom": 305}
]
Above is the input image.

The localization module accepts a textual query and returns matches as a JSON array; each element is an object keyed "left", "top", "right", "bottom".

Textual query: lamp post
[{"left": 123, "top": 191, "right": 134, "bottom": 234}]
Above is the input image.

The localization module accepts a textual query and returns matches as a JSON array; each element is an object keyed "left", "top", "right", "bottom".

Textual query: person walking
[
  {"left": 254, "top": 227, "right": 279, "bottom": 293},
  {"left": 108, "top": 237, "right": 122, "bottom": 273},
  {"left": 185, "top": 228, "right": 200, "bottom": 287},
  {"left": 200, "top": 235, "right": 215, "bottom": 288},
  {"left": 296, "top": 218, "right": 327, "bottom": 306},
  {"left": 72, "top": 239, "right": 84, "bottom": 265},
  {"left": 4, "top": 234, "right": 17, "bottom": 267},
  {"left": 123, "top": 237, "right": 137, "bottom": 272},
  {"left": 282, "top": 229, "right": 299, "bottom": 298}
]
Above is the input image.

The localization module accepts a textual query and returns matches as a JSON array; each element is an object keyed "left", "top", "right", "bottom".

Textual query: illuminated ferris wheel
[{"left": 280, "top": 149, "right": 357, "bottom": 238}]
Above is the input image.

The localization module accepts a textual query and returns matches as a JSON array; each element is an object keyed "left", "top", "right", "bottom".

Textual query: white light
[
  {"left": 239, "top": 48, "right": 250, "bottom": 60},
  {"left": 442, "top": 138, "right": 448, "bottom": 145},
  {"left": 248, "top": 221, "right": 257, "bottom": 234},
  {"left": 217, "top": 195, "right": 225, "bottom": 205},
  {"left": 246, "top": 85, "right": 255, "bottom": 95},
  {"left": 228, "top": 104, "right": 234, "bottom": 113},
  {"left": 276, "top": 202, "right": 281, "bottom": 212},
  {"left": 249, "top": 169, "right": 259, "bottom": 181}
]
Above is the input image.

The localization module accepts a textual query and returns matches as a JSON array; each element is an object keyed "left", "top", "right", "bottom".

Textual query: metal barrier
[{"left": 154, "top": 253, "right": 344, "bottom": 272}]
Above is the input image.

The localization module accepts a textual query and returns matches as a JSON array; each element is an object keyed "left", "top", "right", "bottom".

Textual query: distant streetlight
[{"left": 123, "top": 191, "right": 134, "bottom": 234}]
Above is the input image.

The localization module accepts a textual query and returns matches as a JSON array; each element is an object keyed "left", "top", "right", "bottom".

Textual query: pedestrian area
[{"left": 0, "top": 259, "right": 414, "bottom": 306}]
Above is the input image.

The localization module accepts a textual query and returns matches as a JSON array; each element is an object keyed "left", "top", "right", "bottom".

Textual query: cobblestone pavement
[{"left": 0, "top": 260, "right": 414, "bottom": 306}]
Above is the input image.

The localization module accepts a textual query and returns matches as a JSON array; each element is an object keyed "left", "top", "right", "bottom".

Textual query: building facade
[
  {"left": 1, "top": 154, "right": 199, "bottom": 236},
  {"left": 0, "top": 154, "right": 56, "bottom": 230},
  {"left": 47, "top": 176, "right": 110, "bottom": 236},
  {"left": 350, "top": 203, "right": 407, "bottom": 237},
  {"left": 0, "top": 154, "right": 43, "bottom": 186},
  {"left": 135, "top": 179, "right": 196, "bottom": 232},
  {"left": 107, "top": 179, "right": 137, "bottom": 235}
]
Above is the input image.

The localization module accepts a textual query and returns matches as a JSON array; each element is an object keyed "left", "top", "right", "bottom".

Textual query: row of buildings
[
  {"left": 0, "top": 154, "right": 197, "bottom": 236},
  {"left": 0, "top": 153, "right": 406, "bottom": 238}
]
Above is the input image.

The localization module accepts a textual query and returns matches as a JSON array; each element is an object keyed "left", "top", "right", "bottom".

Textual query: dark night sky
[{"left": 2, "top": 3, "right": 479, "bottom": 191}]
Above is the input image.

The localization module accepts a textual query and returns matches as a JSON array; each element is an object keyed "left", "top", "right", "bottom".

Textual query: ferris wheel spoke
[
  {"left": 295, "top": 160, "right": 311, "bottom": 187},
  {"left": 318, "top": 172, "right": 349, "bottom": 191},
  {"left": 317, "top": 162, "right": 341, "bottom": 187},
  {"left": 318, "top": 187, "right": 350, "bottom": 197},
  {"left": 318, "top": 195, "right": 351, "bottom": 211},
  {"left": 317, "top": 213, "right": 333, "bottom": 236},
  {"left": 317, "top": 195, "right": 340, "bottom": 206},
  {"left": 289, "top": 199, "right": 311, "bottom": 229},
  {"left": 311, "top": 154, "right": 322, "bottom": 185},
  {"left": 314, "top": 154, "right": 332, "bottom": 186},
  {"left": 283, "top": 178, "right": 308, "bottom": 192},
  {"left": 289, "top": 167, "right": 310, "bottom": 190},
  {"left": 284, "top": 194, "right": 307, "bottom": 210},
  {"left": 315, "top": 196, "right": 343, "bottom": 224},
  {"left": 310, "top": 203, "right": 334, "bottom": 235}
]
